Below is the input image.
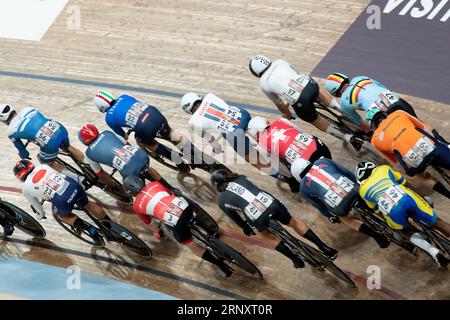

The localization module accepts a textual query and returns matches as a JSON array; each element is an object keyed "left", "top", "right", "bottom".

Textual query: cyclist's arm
[
  {"left": 263, "top": 90, "right": 292, "bottom": 119},
  {"left": 405, "top": 113, "right": 426, "bottom": 131},
  {"left": 137, "top": 213, "right": 152, "bottom": 225},
  {"left": 393, "top": 150, "right": 421, "bottom": 175},
  {"left": 9, "top": 136, "right": 30, "bottom": 159},
  {"left": 24, "top": 192, "right": 45, "bottom": 219},
  {"left": 219, "top": 202, "right": 248, "bottom": 230},
  {"left": 389, "top": 167, "right": 407, "bottom": 185},
  {"left": 303, "top": 192, "right": 334, "bottom": 219},
  {"left": 82, "top": 155, "right": 103, "bottom": 175},
  {"left": 106, "top": 119, "right": 127, "bottom": 138}
]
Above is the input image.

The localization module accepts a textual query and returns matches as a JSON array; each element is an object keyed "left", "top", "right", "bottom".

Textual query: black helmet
[
  {"left": 355, "top": 161, "right": 376, "bottom": 183},
  {"left": 210, "top": 169, "right": 231, "bottom": 192},
  {"left": 370, "top": 110, "right": 387, "bottom": 130},
  {"left": 122, "top": 175, "right": 145, "bottom": 196}
]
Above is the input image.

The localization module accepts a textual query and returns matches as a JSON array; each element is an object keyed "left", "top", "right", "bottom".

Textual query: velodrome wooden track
[{"left": 0, "top": 0, "right": 449, "bottom": 299}]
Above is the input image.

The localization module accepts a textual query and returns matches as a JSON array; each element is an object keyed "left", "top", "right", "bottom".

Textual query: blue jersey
[
  {"left": 7, "top": 107, "right": 67, "bottom": 159},
  {"left": 300, "top": 158, "right": 358, "bottom": 218},
  {"left": 339, "top": 76, "right": 400, "bottom": 125},
  {"left": 105, "top": 95, "right": 150, "bottom": 137},
  {"left": 86, "top": 130, "right": 149, "bottom": 178}
]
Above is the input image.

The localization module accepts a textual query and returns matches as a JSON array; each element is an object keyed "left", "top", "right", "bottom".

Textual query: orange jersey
[
  {"left": 133, "top": 182, "right": 189, "bottom": 227},
  {"left": 371, "top": 111, "right": 435, "bottom": 167}
]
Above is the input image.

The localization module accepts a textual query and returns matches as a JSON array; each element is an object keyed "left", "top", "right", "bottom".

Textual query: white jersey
[
  {"left": 188, "top": 93, "right": 244, "bottom": 142},
  {"left": 22, "top": 164, "right": 69, "bottom": 219},
  {"left": 259, "top": 59, "right": 312, "bottom": 106}
]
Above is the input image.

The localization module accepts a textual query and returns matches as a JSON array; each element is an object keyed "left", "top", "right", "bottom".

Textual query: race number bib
[
  {"left": 323, "top": 176, "right": 354, "bottom": 208},
  {"left": 244, "top": 192, "right": 274, "bottom": 221},
  {"left": 283, "top": 76, "right": 310, "bottom": 105},
  {"left": 225, "top": 106, "right": 242, "bottom": 121},
  {"left": 35, "top": 121, "right": 61, "bottom": 147},
  {"left": 403, "top": 136, "right": 435, "bottom": 168},
  {"left": 285, "top": 147, "right": 302, "bottom": 163},
  {"left": 163, "top": 197, "right": 189, "bottom": 227},
  {"left": 217, "top": 119, "right": 235, "bottom": 134},
  {"left": 294, "top": 133, "right": 313, "bottom": 146},
  {"left": 112, "top": 145, "right": 139, "bottom": 171},
  {"left": 43, "top": 173, "right": 69, "bottom": 199},
  {"left": 125, "top": 102, "right": 148, "bottom": 127},
  {"left": 377, "top": 185, "right": 405, "bottom": 215},
  {"left": 370, "top": 90, "right": 400, "bottom": 111}
]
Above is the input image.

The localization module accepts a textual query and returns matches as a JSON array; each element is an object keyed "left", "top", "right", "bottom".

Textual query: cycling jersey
[
  {"left": 257, "top": 118, "right": 327, "bottom": 167},
  {"left": 260, "top": 59, "right": 312, "bottom": 106},
  {"left": 300, "top": 158, "right": 358, "bottom": 219},
  {"left": 105, "top": 95, "right": 148, "bottom": 137},
  {"left": 371, "top": 111, "right": 440, "bottom": 172},
  {"left": 86, "top": 130, "right": 149, "bottom": 178},
  {"left": 7, "top": 107, "right": 69, "bottom": 163},
  {"left": 22, "top": 165, "right": 87, "bottom": 218},
  {"left": 188, "top": 93, "right": 252, "bottom": 156},
  {"left": 133, "top": 181, "right": 193, "bottom": 244},
  {"left": 339, "top": 76, "right": 401, "bottom": 125},
  {"left": 218, "top": 175, "right": 291, "bottom": 231},
  {"left": 359, "top": 165, "right": 436, "bottom": 229}
]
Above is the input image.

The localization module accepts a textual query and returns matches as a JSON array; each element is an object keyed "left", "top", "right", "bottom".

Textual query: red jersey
[
  {"left": 258, "top": 118, "right": 318, "bottom": 164},
  {"left": 133, "top": 182, "right": 189, "bottom": 227}
]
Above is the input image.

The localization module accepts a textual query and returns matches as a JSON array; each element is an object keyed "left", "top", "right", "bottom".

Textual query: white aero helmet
[
  {"left": 247, "top": 116, "right": 270, "bottom": 140},
  {"left": 180, "top": 92, "right": 202, "bottom": 114},
  {"left": 291, "top": 158, "right": 312, "bottom": 182},
  {"left": 249, "top": 55, "right": 272, "bottom": 77},
  {"left": 0, "top": 104, "right": 15, "bottom": 121},
  {"left": 95, "top": 91, "right": 116, "bottom": 113}
]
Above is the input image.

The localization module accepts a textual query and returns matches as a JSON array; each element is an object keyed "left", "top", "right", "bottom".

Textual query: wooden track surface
[{"left": 0, "top": 0, "right": 449, "bottom": 299}]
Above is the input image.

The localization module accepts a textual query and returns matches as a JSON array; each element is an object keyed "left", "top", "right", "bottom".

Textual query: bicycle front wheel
[
  {"left": 101, "top": 220, "right": 152, "bottom": 258},
  {"left": 302, "top": 243, "right": 356, "bottom": 288},
  {"left": 0, "top": 204, "right": 46, "bottom": 238},
  {"left": 208, "top": 236, "right": 263, "bottom": 279}
]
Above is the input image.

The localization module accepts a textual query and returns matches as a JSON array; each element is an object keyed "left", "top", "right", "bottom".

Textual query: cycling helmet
[
  {"left": 290, "top": 158, "right": 312, "bottom": 182},
  {"left": 95, "top": 91, "right": 115, "bottom": 113},
  {"left": 355, "top": 161, "right": 376, "bottom": 183},
  {"left": 247, "top": 116, "right": 270, "bottom": 140},
  {"left": 366, "top": 107, "right": 387, "bottom": 130},
  {"left": 14, "top": 159, "right": 35, "bottom": 182},
  {"left": 325, "top": 73, "right": 349, "bottom": 97},
  {"left": 78, "top": 124, "right": 100, "bottom": 146},
  {"left": 210, "top": 169, "right": 230, "bottom": 192},
  {"left": 122, "top": 175, "right": 145, "bottom": 196},
  {"left": 180, "top": 92, "right": 202, "bottom": 114},
  {"left": 0, "top": 104, "right": 15, "bottom": 121},
  {"left": 249, "top": 55, "right": 272, "bottom": 78}
]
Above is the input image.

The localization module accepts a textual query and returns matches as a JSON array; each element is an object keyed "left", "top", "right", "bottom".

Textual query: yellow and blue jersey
[{"left": 359, "top": 165, "right": 436, "bottom": 230}]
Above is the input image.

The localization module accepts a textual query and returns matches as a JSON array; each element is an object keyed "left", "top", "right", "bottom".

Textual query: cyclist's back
[
  {"left": 105, "top": 95, "right": 146, "bottom": 135},
  {"left": 260, "top": 59, "right": 310, "bottom": 106},
  {"left": 258, "top": 118, "right": 329, "bottom": 166},
  {"left": 300, "top": 158, "right": 358, "bottom": 219},
  {"left": 359, "top": 165, "right": 436, "bottom": 230},
  {"left": 86, "top": 130, "right": 148, "bottom": 177}
]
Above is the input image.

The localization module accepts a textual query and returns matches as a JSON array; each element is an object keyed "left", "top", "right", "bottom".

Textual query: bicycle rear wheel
[
  {"left": 207, "top": 236, "right": 263, "bottom": 279},
  {"left": 101, "top": 220, "right": 152, "bottom": 258},
  {"left": 0, "top": 204, "right": 46, "bottom": 238},
  {"left": 54, "top": 214, "right": 105, "bottom": 247}
]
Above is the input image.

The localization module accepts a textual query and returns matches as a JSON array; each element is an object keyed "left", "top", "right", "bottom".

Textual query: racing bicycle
[{"left": 0, "top": 199, "right": 46, "bottom": 238}]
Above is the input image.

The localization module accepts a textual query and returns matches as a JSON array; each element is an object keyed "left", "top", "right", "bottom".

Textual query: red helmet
[
  {"left": 78, "top": 124, "right": 99, "bottom": 145},
  {"left": 14, "top": 159, "right": 35, "bottom": 182}
]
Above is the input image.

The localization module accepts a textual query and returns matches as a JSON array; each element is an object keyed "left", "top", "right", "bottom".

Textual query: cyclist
[
  {"left": 290, "top": 158, "right": 390, "bottom": 248},
  {"left": 325, "top": 73, "right": 416, "bottom": 131},
  {"left": 180, "top": 92, "right": 275, "bottom": 170},
  {"left": 0, "top": 104, "right": 85, "bottom": 181},
  {"left": 355, "top": 161, "right": 450, "bottom": 267},
  {"left": 122, "top": 175, "right": 234, "bottom": 277},
  {"left": 247, "top": 116, "right": 332, "bottom": 193},
  {"left": 368, "top": 108, "right": 450, "bottom": 201},
  {"left": 13, "top": 159, "right": 106, "bottom": 244},
  {"left": 78, "top": 124, "right": 165, "bottom": 184},
  {"left": 95, "top": 91, "right": 193, "bottom": 172},
  {"left": 211, "top": 169, "right": 338, "bottom": 269},
  {"left": 248, "top": 55, "right": 362, "bottom": 150}
]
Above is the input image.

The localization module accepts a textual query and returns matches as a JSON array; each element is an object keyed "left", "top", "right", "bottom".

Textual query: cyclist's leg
[
  {"left": 431, "top": 141, "right": 450, "bottom": 172},
  {"left": 176, "top": 208, "right": 233, "bottom": 276}
]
